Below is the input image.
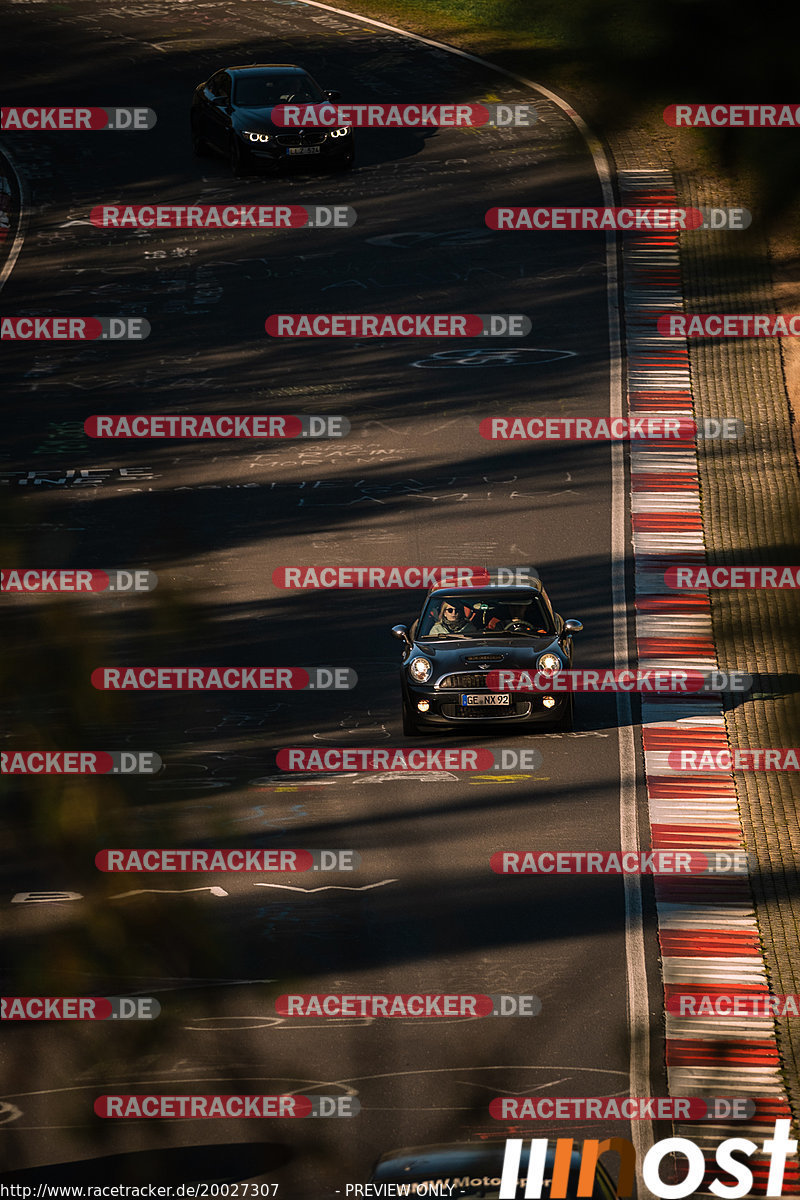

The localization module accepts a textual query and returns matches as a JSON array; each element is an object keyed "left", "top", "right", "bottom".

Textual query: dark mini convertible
[
  {"left": 190, "top": 64, "right": 355, "bottom": 175},
  {"left": 391, "top": 576, "right": 582, "bottom": 735}
]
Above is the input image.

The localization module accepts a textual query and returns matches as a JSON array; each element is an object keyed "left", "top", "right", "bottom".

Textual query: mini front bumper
[{"left": 402, "top": 682, "right": 571, "bottom": 726}]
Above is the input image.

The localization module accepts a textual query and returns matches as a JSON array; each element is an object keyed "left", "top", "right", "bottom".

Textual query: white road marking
[
  {"left": 253, "top": 879, "right": 398, "bottom": 893},
  {"left": 0, "top": 147, "right": 27, "bottom": 294},
  {"left": 109, "top": 886, "right": 229, "bottom": 900},
  {"left": 0, "top": 1065, "right": 625, "bottom": 1110}
]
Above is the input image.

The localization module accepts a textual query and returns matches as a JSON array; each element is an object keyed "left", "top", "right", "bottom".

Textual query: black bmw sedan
[
  {"left": 190, "top": 64, "right": 354, "bottom": 175},
  {"left": 391, "top": 578, "right": 583, "bottom": 735}
]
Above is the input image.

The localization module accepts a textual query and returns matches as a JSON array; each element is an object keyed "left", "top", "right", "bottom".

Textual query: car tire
[
  {"left": 191, "top": 119, "right": 210, "bottom": 157},
  {"left": 229, "top": 136, "right": 250, "bottom": 177},
  {"left": 331, "top": 150, "right": 354, "bottom": 171},
  {"left": 402, "top": 701, "right": 423, "bottom": 737}
]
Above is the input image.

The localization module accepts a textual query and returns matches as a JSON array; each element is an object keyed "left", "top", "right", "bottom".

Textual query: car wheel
[
  {"left": 191, "top": 119, "right": 210, "bottom": 157},
  {"left": 402, "top": 701, "right": 423, "bottom": 737},
  {"left": 330, "top": 150, "right": 354, "bottom": 171},
  {"left": 229, "top": 136, "right": 250, "bottom": 176}
]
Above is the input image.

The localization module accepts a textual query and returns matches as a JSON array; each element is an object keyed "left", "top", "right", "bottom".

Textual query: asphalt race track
[{"left": 0, "top": 1, "right": 664, "bottom": 1193}]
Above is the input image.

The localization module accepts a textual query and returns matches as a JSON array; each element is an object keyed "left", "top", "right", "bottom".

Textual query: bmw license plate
[
  {"left": 460, "top": 693, "right": 511, "bottom": 707},
  {"left": 287, "top": 146, "right": 320, "bottom": 155}
]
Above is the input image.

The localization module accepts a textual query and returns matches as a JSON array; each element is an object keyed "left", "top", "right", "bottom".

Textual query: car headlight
[
  {"left": 537, "top": 652, "right": 562, "bottom": 675},
  {"left": 330, "top": 126, "right": 351, "bottom": 138},
  {"left": 408, "top": 657, "right": 432, "bottom": 683},
  {"left": 243, "top": 130, "right": 271, "bottom": 143}
]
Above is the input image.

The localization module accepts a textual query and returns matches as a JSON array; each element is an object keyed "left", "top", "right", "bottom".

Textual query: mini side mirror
[
  {"left": 563, "top": 619, "right": 583, "bottom": 635},
  {"left": 391, "top": 624, "right": 410, "bottom": 643}
]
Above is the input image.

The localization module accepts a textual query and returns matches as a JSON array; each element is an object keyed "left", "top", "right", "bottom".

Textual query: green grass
[
  {"left": 336, "top": 0, "right": 570, "bottom": 52},
  {"left": 337, "top": 0, "right": 800, "bottom": 221}
]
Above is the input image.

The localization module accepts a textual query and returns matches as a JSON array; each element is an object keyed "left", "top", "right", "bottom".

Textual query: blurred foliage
[{"left": 365, "top": 0, "right": 800, "bottom": 224}]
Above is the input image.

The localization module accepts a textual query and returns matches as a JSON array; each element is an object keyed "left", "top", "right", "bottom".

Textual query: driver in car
[
  {"left": 504, "top": 603, "right": 547, "bottom": 633},
  {"left": 429, "top": 601, "right": 480, "bottom": 637}
]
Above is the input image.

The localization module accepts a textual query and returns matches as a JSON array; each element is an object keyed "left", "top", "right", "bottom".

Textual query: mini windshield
[
  {"left": 232, "top": 73, "right": 324, "bottom": 107},
  {"left": 418, "top": 592, "right": 553, "bottom": 639}
]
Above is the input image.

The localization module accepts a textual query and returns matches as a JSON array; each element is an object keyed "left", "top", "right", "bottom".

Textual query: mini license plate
[{"left": 460, "top": 693, "right": 511, "bottom": 706}]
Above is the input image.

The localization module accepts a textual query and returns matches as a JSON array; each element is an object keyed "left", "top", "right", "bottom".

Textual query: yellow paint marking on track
[{"left": 469, "top": 773, "right": 531, "bottom": 784}]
